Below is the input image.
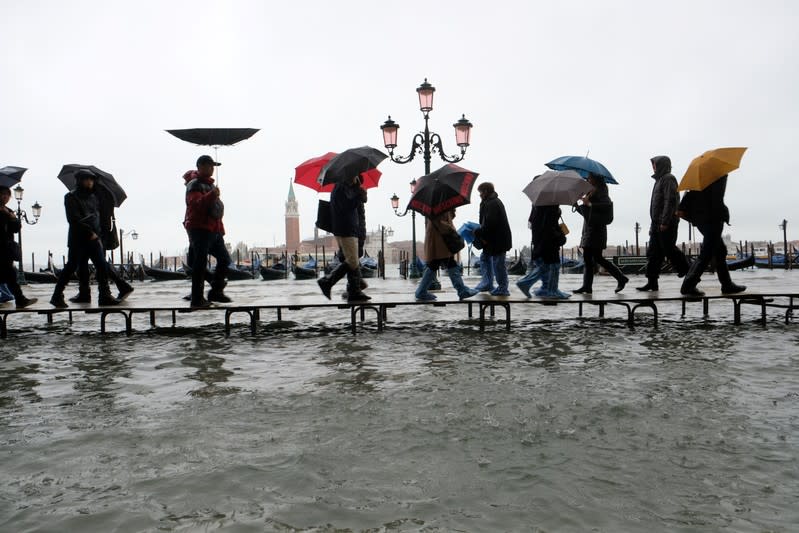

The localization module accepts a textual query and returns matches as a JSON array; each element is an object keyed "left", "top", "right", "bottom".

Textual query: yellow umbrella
[{"left": 678, "top": 147, "right": 747, "bottom": 191}]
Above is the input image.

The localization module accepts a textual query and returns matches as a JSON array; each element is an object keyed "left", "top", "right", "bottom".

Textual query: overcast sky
[{"left": 2, "top": 0, "right": 797, "bottom": 265}]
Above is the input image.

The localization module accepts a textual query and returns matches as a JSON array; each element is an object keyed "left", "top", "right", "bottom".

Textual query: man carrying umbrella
[
  {"left": 50, "top": 171, "right": 120, "bottom": 308},
  {"left": 184, "top": 155, "right": 232, "bottom": 308},
  {"left": 472, "top": 182, "right": 513, "bottom": 296},
  {"left": 636, "top": 156, "right": 690, "bottom": 291}
]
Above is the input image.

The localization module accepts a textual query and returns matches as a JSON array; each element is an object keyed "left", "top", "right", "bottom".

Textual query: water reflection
[
  {"left": 0, "top": 353, "right": 41, "bottom": 409},
  {"left": 182, "top": 352, "right": 239, "bottom": 397},
  {"left": 315, "top": 341, "right": 382, "bottom": 393}
]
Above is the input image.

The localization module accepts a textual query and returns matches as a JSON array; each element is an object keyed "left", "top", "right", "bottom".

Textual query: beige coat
[{"left": 423, "top": 210, "right": 457, "bottom": 262}]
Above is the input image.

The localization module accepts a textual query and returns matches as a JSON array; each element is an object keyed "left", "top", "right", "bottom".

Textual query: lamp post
[
  {"left": 779, "top": 219, "right": 789, "bottom": 270},
  {"left": 118, "top": 228, "right": 138, "bottom": 267},
  {"left": 381, "top": 78, "right": 473, "bottom": 278},
  {"left": 12, "top": 184, "right": 42, "bottom": 275},
  {"left": 379, "top": 225, "right": 394, "bottom": 279},
  {"left": 634, "top": 222, "right": 641, "bottom": 256}
]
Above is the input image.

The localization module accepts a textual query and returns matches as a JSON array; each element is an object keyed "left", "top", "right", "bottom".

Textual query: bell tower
[{"left": 285, "top": 180, "right": 300, "bottom": 253}]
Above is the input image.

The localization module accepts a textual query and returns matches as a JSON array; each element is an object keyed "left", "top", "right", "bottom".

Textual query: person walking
[
  {"left": 677, "top": 175, "right": 746, "bottom": 296},
  {"left": 472, "top": 182, "right": 512, "bottom": 296},
  {"left": 49, "top": 170, "right": 120, "bottom": 308},
  {"left": 516, "top": 203, "right": 569, "bottom": 298},
  {"left": 0, "top": 186, "right": 37, "bottom": 308},
  {"left": 184, "top": 155, "right": 232, "bottom": 308},
  {"left": 317, "top": 175, "right": 369, "bottom": 301},
  {"left": 415, "top": 209, "right": 479, "bottom": 301},
  {"left": 572, "top": 173, "right": 628, "bottom": 294},
  {"left": 69, "top": 184, "right": 133, "bottom": 303},
  {"left": 637, "top": 155, "right": 690, "bottom": 291}
]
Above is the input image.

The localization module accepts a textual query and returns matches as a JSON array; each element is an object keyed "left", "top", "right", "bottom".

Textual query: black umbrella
[
  {"left": 407, "top": 163, "right": 479, "bottom": 217},
  {"left": 0, "top": 166, "right": 26, "bottom": 188},
  {"left": 57, "top": 164, "right": 127, "bottom": 207},
  {"left": 165, "top": 128, "right": 260, "bottom": 146},
  {"left": 318, "top": 146, "right": 388, "bottom": 186}
]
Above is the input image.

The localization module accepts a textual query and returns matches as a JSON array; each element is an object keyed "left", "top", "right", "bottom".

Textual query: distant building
[{"left": 285, "top": 181, "right": 300, "bottom": 254}]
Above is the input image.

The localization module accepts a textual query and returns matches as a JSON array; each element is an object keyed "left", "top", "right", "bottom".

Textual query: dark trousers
[
  {"left": 582, "top": 246, "right": 626, "bottom": 289},
  {"left": 53, "top": 240, "right": 111, "bottom": 296},
  {"left": 188, "top": 229, "right": 231, "bottom": 303},
  {"left": 0, "top": 257, "right": 24, "bottom": 300},
  {"left": 683, "top": 221, "right": 733, "bottom": 288},
  {"left": 645, "top": 224, "right": 690, "bottom": 279},
  {"left": 76, "top": 257, "right": 126, "bottom": 294}
]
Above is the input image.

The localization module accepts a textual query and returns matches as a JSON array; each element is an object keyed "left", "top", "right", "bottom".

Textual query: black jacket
[
  {"left": 649, "top": 155, "right": 680, "bottom": 229},
  {"left": 474, "top": 192, "right": 512, "bottom": 255},
  {"left": 530, "top": 204, "right": 562, "bottom": 264},
  {"left": 679, "top": 175, "right": 730, "bottom": 227},
  {"left": 575, "top": 181, "right": 612, "bottom": 250},
  {"left": 0, "top": 206, "right": 21, "bottom": 261},
  {"left": 330, "top": 181, "right": 366, "bottom": 238},
  {"left": 65, "top": 188, "right": 102, "bottom": 248}
]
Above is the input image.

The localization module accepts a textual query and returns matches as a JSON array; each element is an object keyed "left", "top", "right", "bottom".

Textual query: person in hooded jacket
[
  {"left": 677, "top": 175, "right": 746, "bottom": 296},
  {"left": 472, "top": 182, "right": 513, "bottom": 296},
  {"left": 572, "top": 173, "right": 628, "bottom": 294},
  {"left": 50, "top": 171, "right": 120, "bottom": 308},
  {"left": 414, "top": 208, "right": 478, "bottom": 301},
  {"left": 0, "top": 186, "right": 37, "bottom": 308},
  {"left": 637, "top": 155, "right": 690, "bottom": 291},
  {"left": 184, "top": 155, "right": 232, "bottom": 308}
]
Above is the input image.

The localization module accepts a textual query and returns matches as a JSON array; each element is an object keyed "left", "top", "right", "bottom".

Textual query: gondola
[
  {"left": 359, "top": 253, "right": 378, "bottom": 278},
  {"left": 224, "top": 266, "right": 255, "bottom": 280},
  {"left": 727, "top": 254, "right": 755, "bottom": 271},
  {"left": 292, "top": 255, "right": 318, "bottom": 280},
  {"left": 507, "top": 257, "right": 527, "bottom": 275},
  {"left": 143, "top": 264, "right": 188, "bottom": 281},
  {"left": 21, "top": 270, "right": 58, "bottom": 283},
  {"left": 260, "top": 261, "right": 287, "bottom": 281}
]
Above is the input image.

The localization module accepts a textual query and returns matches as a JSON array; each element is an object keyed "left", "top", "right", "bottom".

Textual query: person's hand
[
  {"left": 659, "top": 224, "right": 668, "bottom": 231},
  {"left": 89, "top": 232, "right": 98, "bottom": 241},
  {"left": 676, "top": 210, "right": 686, "bottom": 219}
]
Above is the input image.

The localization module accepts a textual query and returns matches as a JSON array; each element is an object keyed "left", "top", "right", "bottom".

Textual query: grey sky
[{"left": 2, "top": 0, "right": 797, "bottom": 264}]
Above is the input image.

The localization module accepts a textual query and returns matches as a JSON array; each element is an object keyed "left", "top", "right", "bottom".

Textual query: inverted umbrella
[
  {"left": 295, "top": 152, "right": 382, "bottom": 193},
  {"left": 407, "top": 163, "right": 479, "bottom": 217},
  {"left": 318, "top": 146, "right": 388, "bottom": 186},
  {"left": 165, "top": 128, "right": 259, "bottom": 146},
  {"left": 546, "top": 155, "right": 618, "bottom": 184},
  {"left": 523, "top": 170, "right": 594, "bottom": 206},
  {"left": 678, "top": 147, "right": 747, "bottom": 191},
  {"left": 57, "top": 164, "right": 127, "bottom": 207},
  {"left": 0, "top": 166, "right": 26, "bottom": 188}
]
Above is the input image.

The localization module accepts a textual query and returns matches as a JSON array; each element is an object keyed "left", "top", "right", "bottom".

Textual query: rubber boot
[
  {"left": 415, "top": 266, "right": 437, "bottom": 301},
  {"left": 516, "top": 258, "right": 544, "bottom": 298},
  {"left": 447, "top": 265, "right": 478, "bottom": 300},
  {"left": 716, "top": 261, "right": 746, "bottom": 294},
  {"left": 50, "top": 277, "right": 69, "bottom": 308},
  {"left": 473, "top": 253, "right": 495, "bottom": 292},
  {"left": 546, "top": 262, "right": 571, "bottom": 299},
  {"left": 532, "top": 262, "right": 551, "bottom": 297},
  {"left": 680, "top": 260, "right": 705, "bottom": 297},
  {"left": 346, "top": 267, "right": 370, "bottom": 301},
  {"left": 490, "top": 255, "right": 510, "bottom": 296},
  {"left": 317, "top": 262, "right": 348, "bottom": 299}
]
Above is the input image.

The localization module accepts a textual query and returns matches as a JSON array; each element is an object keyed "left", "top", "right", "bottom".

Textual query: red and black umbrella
[
  {"left": 407, "top": 163, "right": 479, "bottom": 217},
  {"left": 295, "top": 152, "right": 382, "bottom": 193}
]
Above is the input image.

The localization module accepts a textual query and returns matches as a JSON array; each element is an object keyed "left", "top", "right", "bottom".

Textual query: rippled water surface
[{"left": 1, "top": 270, "right": 798, "bottom": 532}]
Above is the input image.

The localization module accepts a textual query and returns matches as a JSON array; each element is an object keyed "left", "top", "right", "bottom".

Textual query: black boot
[
  {"left": 680, "top": 261, "right": 705, "bottom": 297},
  {"left": 636, "top": 279, "right": 659, "bottom": 292},
  {"left": 69, "top": 274, "right": 91, "bottom": 303},
  {"left": 716, "top": 262, "right": 746, "bottom": 294},
  {"left": 116, "top": 280, "right": 134, "bottom": 301},
  {"left": 98, "top": 287, "right": 121, "bottom": 306},
  {"left": 318, "top": 262, "right": 348, "bottom": 300},
  {"left": 50, "top": 278, "right": 69, "bottom": 308},
  {"left": 345, "top": 267, "right": 370, "bottom": 301},
  {"left": 11, "top": 285, "right": 37, "bottom": 309}
]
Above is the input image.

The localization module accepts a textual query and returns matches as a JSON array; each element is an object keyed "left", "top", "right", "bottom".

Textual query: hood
[
  {"left": 183, "top": 170, "right": 199, "bottom": 184},
  {"left": 651, "top": 155, "right": 672, "bottom": 179}
]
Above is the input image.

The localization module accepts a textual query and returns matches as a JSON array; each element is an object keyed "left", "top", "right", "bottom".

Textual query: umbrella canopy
[
  {"left": 295, "top": 152, "right": 382, "bottom": 193},
  {"left": 407, "top": 163, "right": 479, "bottom": 217},
  {"left": 165, "top": 128, "right": 259, "bottom": 146},
  {"left": 0, "top": 166, "right": 26, "bottom": 188},
  {"left": 546, "top": 155, "right": 618, "bottom": 184},
  {"left": 318, "top": 146, "right": 387, "bottom": 186},
  {"left": 457, "top": 221, "right": 481, "bottom": 245},
  {"left": 678, "top": 147, "right": 747, "bottom": 191},
  {"left": 523, "top": 170, "right": 595, "bottom": 206},
  {"left": 57, "top": 164, "right": 127, "bottom": 207}
]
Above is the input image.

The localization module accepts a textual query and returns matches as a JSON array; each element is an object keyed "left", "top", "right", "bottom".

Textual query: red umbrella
[{"left": 294, "top": 152, "right": 382, "bottom": 193}]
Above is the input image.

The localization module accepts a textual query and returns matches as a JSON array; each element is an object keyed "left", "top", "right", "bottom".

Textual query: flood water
[{"left": 1, "top": 268, "right": 798, "bottom": 532}]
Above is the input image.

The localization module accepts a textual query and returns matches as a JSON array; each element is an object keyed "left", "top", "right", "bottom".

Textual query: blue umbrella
[
  {"left": 546, "top": 155, "right": 618, "bottom": 184},
  {"left": 457, "top": 221, "right": 480, "bottom": 245}
]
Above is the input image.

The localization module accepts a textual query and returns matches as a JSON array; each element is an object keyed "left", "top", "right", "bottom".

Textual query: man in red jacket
[{"left": 184, "top": 155, "right": 232, "bottom": 308}]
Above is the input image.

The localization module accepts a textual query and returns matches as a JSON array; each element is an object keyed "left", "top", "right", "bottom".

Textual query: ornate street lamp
[
  {"left": 12, "top": 184, "right": 42, "bottom": 276},
  {"left": 379, "top": 225, "right": 393, "bottom": 279},
  {"left": 381, "top": 78, "right": 473, "bottom": 277},
  {"left": 118, "top": 228, "right": 139, "bottom": 266}
]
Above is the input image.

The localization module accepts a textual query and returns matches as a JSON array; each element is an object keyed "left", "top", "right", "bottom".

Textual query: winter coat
[
  {"left": 473, "top": 192, "right": 512, "bottom": 255},
  {"left": 0, "top": 206, "right": 21, "bottom": 262},
  {"left": 575, "top": 181, "right": 612, "bottom": 250},
  {"left": 649, "top": 155, "right": 680, "bottom": 230},
  {"left": 679, "top": 175, "right": 730, "bottom": 227},
  {"left": 423, "top": 209, "right": 458, "bottom": 262},
  {"left": 530, "top": 205, "right": 562, "bottom": 264},
  {"left": 330, "top": 181, "right": 366, "bottom": 237},
  {"left": 65, "top": 188, "right": 102, "bottom": 247},
  {"left": 184, "top": 176, "right": 225, "bottom": 234}
]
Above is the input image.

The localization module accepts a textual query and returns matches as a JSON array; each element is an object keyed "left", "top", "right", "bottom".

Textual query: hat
[
  {"left": 196, "top": 155, "right": 221, "bottom": 167},
  {"left": 75, "top": 169, "right": 97, "bottom": 181}
]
